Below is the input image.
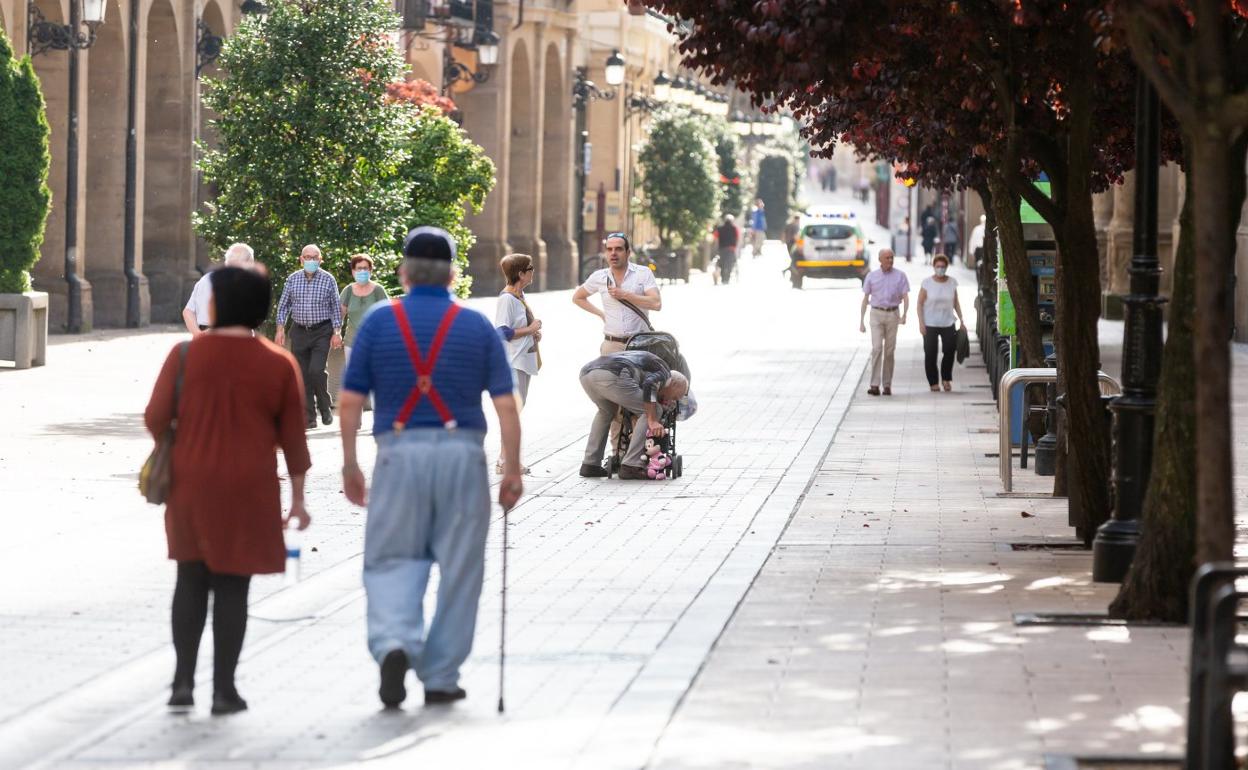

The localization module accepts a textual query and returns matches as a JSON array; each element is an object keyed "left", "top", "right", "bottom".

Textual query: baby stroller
[{"left": 606, "top": 331, "right": 691, "bottom": 479}]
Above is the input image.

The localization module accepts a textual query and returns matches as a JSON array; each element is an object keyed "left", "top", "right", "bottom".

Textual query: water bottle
[{"left": 284, "top": 526, "right": 302, "bottom": 585}]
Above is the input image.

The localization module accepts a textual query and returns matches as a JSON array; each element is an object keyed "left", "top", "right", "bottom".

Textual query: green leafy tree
[
  {"left": 756, "top": 155, "right": 791, "bottom": 239},
  {"left": 0, "top": 25, "right": 51, "bottom": 294},
  {"left": 401, "top": 105, "right": 495, "bottom": 298},
  {"left": 709, "top": 124, "right": 745, "bottom": 218},
  {"left": 196, "top": 0, "right": 413, "bottom": 302},
  {"left": 638, "top": 109, "right": 721, "bottom": 246}
]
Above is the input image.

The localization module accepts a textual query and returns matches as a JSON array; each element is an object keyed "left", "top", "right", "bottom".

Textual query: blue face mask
[
  {"left": 302, "top": 260, "right": 319, "bottom": 274},
  {"left": 354, "top": 270, "right": 371, "bottom": 284}
]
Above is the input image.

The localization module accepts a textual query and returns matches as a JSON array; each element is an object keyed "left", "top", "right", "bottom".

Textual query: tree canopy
[{"left": 638, "top": 109, "right": 722, "bottom": 247}]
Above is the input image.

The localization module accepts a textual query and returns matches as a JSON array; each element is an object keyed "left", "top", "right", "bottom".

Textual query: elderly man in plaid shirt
[{"left": 275, "top": 244, "right": 344, "bottom": 429}]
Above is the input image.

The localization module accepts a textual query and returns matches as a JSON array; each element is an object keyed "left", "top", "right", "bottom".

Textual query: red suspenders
[{"left": 389, "top": 299, "right": 462, "bottom": 433}]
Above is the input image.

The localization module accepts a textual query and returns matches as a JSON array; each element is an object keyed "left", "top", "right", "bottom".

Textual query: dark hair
[
  {"left": 210, "top": 266, "right": 272, "bottom": 329},
  {"left": 604, "top": 232, "right": 631, "bottom": 252}
]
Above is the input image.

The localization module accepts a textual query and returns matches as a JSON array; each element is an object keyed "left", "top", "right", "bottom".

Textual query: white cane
[{"left": 498, "top": 498, "right": 511, "bottom": 714}]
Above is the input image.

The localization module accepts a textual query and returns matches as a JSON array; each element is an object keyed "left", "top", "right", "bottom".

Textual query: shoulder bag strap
[{"left": 617, "top": 297, "right": 654, "bottom": 333}]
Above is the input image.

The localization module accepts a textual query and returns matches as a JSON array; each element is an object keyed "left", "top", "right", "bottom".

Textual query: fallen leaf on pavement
[{"left": 1020, "top": 511, "right": 1035, "bottom": 518}]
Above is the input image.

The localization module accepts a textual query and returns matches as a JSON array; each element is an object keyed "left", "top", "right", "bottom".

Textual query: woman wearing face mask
[
  {"left": 339, "top": 254, "right": 390, "bottom": 368},
  {"left": 917, "top": 254, "right": 964, "bottom": 392}
]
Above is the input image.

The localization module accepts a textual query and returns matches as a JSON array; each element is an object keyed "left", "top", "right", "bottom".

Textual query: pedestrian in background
[
  {"left": 339, "top": 254, "right": 389, "bottom": 368},
  {"left": 942, "top": 218, "right": 960, "bottom": 264},
  {"left": 968, "top": 214, "right": 986, "bottom": 266},
  {"left": 715, "top": 215, "right": 739, "bottom": 285},
  {"left": 783, "top": 215, "right": 801, "bottom": 257},
  {"left": 181, "top": 243, "right": 255, "bottom": 335},
  {"left": 274, "top": 244, "right": 343, "bottom": 429},
  {"left": 573, "top": 232, "right": 661, "bottom": 354},
  {"left": 859, "top": 248, "right": 910, "bottom": 396},
  {"left": 747, "top": 199, "right": 767, "bottom": 256},
  {"left": 146, "top": 266, "right": 312, "bottom": 716},
  {"left": 921, "top": 216, "right": 938, "bottom": 263},
  {"left": 495, "top": 253, "right": 542, "bottom": 474},
  {"left": 339, "top": 226, "right": 522, "bottom": 709},
  {"left": 918, "top": 254, "right": 964, "bottom": 392}
]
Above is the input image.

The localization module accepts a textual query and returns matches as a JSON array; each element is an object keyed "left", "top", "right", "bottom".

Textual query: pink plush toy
[{"left": 644, "top": 435, "right": 672, "bottom": 480}]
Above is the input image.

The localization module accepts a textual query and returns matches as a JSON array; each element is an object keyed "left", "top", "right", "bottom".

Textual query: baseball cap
[{"left": 402, "top": 226, "right": 457, "bottom": 262}]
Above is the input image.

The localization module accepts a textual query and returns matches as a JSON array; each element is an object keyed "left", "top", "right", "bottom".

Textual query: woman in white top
[
  {"left": 917, "top": 254, "right": 964, "bottom": 392},
  {"left": 494, "top": 253, "right": 542, "bottom": 473}
]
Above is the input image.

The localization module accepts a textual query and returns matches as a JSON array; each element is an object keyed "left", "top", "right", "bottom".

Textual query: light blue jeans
[{"left": 364, "top": 428, "right": 491, "bottom": 691}]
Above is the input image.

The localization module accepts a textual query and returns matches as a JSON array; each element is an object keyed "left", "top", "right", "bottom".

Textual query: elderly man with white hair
[{"left": 182, "top": 243, "right": 255, "bottom": 335}]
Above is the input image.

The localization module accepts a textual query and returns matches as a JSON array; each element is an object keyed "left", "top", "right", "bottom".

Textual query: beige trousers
[{"left": 869, "top": 307, "right": 900, "bottom": 388}]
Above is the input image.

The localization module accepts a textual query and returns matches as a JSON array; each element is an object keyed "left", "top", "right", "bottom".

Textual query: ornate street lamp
[
  {"left": 28, "top": 0, "right": 108, "bottom": 332},
  {"left": 196, "top": 19, "right": 224, "bottom": 76},
  {"left": 441, "top": 27, "right": 500, "bottom": 95},
  {"left": 652, "top": 70, "right": 671, "bottom": 102},
  {"left": 604, "top": 49, "right": 626, "bottom": 88}
]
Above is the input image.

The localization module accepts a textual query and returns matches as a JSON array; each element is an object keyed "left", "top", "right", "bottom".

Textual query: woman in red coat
[{"left": 145, "top": 266, "right": 312, "bottom": 715}]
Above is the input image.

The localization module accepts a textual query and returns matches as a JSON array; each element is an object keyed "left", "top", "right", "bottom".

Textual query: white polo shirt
[
  {"left": 580, "top": 261, "right": 660, "bottom": 337},
  {"left": 184, "top": 273, "right": 213, "bottom": 326}
]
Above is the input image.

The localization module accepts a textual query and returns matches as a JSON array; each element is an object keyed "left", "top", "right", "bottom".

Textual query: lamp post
[
  {"left": 29, "top": 0, "right": 107, "bottom": 333},
  {"left": 572, "top": 54, "right": 622, "bottom": 279},
  {"left": 1092, "top": 73, "right": 1165, "bottom": 582},
  {"left": 441, "top": 27, "right": 500, "bottom": 96}
]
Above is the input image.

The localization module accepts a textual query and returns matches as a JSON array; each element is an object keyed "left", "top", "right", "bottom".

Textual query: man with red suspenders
[{"left": 338, "top": 227, "right": 523, "bottom": 709}]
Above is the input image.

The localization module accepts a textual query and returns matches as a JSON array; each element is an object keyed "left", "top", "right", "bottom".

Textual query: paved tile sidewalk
[{"left": 650, "top": 314, "right": 1248, "bottom": 769}]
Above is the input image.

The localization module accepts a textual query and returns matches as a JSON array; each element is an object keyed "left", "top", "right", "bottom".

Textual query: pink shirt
[{"left": 862, "top": 268, "right": 911, "bottom": 308}]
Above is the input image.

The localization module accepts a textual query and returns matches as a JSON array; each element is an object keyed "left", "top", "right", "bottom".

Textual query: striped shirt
[
  {"left": 341, "top": 286, "right": 514, "bottom": 434},
  {"left": 276, "top": 269, "right": 343, "bottom": 330}
]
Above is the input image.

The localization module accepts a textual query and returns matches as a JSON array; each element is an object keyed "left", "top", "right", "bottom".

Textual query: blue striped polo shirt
[{"left": 342, "top": 286, "right": 514, "bottom": 434}]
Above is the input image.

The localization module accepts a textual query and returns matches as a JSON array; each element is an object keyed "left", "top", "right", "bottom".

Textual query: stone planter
[{"left": 0, "top": 291, "right": 49, "bottom": 369}]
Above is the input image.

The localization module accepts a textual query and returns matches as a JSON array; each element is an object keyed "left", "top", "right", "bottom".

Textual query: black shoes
[
  {"left": 167, "top": 684, "right": 194, "bottom": 710},
  {"left": 321, "top": 411, "right": 334, "bottom": 426},
  {"left": 618, "top": 465, "right": 649, "bottom": 481},
  {"left": 867, "top": 387, "right": 880, "bottom": 396},
  {"left": 424, "top": 687, "right": 467, "bottom": 705},
  {"left": 379, "top": 649, "right": 409, "bottom": 709},
  {"left": 211, "top": 691, "right": 248, "bottom": 716},
  {"left": 882, "top": 387, "right": 892, "bottom": 396},
  {"left": 305, "top": 418, "right": 317, "bottom": 430},
  {"left": 579, "top": 463, "right": 609, "bottom": 478}
]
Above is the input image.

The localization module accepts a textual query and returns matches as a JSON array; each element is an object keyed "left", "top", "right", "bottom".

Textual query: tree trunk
[
  {"left": 1053, "top": 44, "right": 1111, "bottom": 537},
  {"left": 1109, "top": 150, "right": 1197, "bottom": 622},
  {"left": 1191, "top": 129, "right": 1244, "bottom": 564},
  {"left": 988, "top": 173, "right": 1046, "bottom": 369}
]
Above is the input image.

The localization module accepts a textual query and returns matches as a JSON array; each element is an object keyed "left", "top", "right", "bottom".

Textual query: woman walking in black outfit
[{"left": 917, "top": 254, "right": 964, "bottom": 392}]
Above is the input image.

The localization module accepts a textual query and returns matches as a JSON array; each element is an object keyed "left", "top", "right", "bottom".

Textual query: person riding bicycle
[{"left": 578, "top": 350, "right": 688, "bottom": 480}]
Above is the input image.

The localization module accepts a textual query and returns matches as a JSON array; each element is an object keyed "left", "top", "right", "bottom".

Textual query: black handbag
[
  {"left": 955, "top": 325, "right": 970, "bottom": 364},
  {"left": 139, "top": 342, "right": 189, "bottom": 505}
]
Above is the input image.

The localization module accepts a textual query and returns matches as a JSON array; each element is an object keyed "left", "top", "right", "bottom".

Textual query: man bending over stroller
[{"left": 579, "top": 351, "right": 689, "bottom": 480}]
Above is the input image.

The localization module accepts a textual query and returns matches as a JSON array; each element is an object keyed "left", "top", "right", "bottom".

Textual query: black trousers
[
  {"left": 171, "top": 561, "right": 251, "bottom": 695},
  {"left": 719, "top": 249, "right": 737, "bottom": 284},
  {"left": 290, "top": 321, "right": 333, "bottom": 421},
  {"left": 924, "top": 325, "right": 957, "bottom": 385}
]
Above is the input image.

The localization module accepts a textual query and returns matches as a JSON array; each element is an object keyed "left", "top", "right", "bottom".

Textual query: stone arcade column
[
  {"left": 460, "top": 61, "right": 512, "bottom": 297},
  {"left": 504, "top": 36, "right": 547, "bottom": 289},
  {"left": 1236, "top": 177, "right": 1248, "bottom": 342},
  {"left": 1103, "top": 172, "right": 1135, "bottom": 320},
  {"left": 1093, "top": 188, "right": 1114, "bottom": 292},
  {"left": 1156, "top": 162, "right": 1180, "bottom": 298},
  {"left": 539, "top": 39, "right": 576, "bottom": 290}
]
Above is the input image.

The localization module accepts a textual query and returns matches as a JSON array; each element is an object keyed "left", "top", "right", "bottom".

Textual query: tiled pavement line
[
  {"left": 571, "top": 344, "right": 869, "bottom": 770},
  {"left": 645, "top": 322, "right": 1203, "bottom": 770},
  {"left": 20, "top": 340, "right": 870, "bottom": 768}
]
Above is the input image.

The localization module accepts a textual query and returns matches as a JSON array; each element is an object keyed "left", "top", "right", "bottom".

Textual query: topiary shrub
[{"left": 0, "top": 25, "right": 51, "bottom": 294}]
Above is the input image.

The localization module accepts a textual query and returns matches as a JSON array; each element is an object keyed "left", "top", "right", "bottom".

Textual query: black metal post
[
  {"left": 1034, "top": 351, "right": 1059, "bottom": 476},
  {"left": 1092, "top": 73, "right": 1165, "bottom": 582},
  {"left": 574, "top": 86, "right": 587, "bottom": 279},
  {"left": 123, "top": 0, "right": 141, "bottom": 327},
  {"left": 63, "top": 0, "right": 84, "bottom": 333}
]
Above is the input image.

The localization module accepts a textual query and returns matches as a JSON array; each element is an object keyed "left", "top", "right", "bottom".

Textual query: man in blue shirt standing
[
  {"left": 338, "top": 227, "right": 523, "bottom": 709},
  {"left": 274, "top": 244, "right": 344, "bottom": 429},
  {"left": 748, "top": 198, "right": 767, "bottom": 257}
]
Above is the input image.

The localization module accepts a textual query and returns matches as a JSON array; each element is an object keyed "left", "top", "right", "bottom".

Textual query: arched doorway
[
  {"left": 29, "top": 0, "right": 76, "bottom": 328},
  {"left": 84, "top": 0, "right": 128, "bottom": 326},
  {"left": 540, "top": 44, "right": 574, "bottom": 289},
  {"left": 505, "top": 40, "right": 544, "bottom": 286},
  {"left": 142, "top": 0, "right": 193, "bottom": 322}
]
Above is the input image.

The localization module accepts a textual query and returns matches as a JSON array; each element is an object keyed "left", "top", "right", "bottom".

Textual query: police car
[{"left": 789, "top": 209, "right": 871, "bottom": 289}]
